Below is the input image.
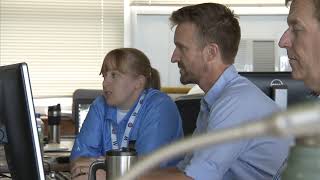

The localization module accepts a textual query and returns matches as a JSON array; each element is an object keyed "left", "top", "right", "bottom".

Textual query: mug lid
[{"left": 106, "top": 149, "right": 137, "bottom": 156}]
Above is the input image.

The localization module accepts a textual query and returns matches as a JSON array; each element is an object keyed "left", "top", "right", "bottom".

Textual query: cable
[
  {"left": 55, "top": 171, "right": 70, "bottom": 180},
  {"left": 118, "top": 102, "right": 320, "bottom": 180},
  {"left": 43, "top": 161, "right": 51, "bottom": 174},
  {"left": 0, "top": 173, "right": 11, "bottom": 178}
]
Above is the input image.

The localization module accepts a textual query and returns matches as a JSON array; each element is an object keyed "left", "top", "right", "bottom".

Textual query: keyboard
[{"left": 46, "top": 171, "right": 71, "bottom": 180}]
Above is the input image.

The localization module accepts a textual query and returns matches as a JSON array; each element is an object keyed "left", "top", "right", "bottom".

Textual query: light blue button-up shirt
[
  {"left": 70, "top": 88, "right": 183, "bottom": 167},
  {"left": 177, "top": 65, "right": 291, "bottom": 180}
]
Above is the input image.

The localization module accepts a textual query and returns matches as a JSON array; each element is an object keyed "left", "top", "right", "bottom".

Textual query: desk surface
[
  {"left": 44, "top": 138, "right": 74, "bottom": 152},
  {"left": 0, "top": 138, "right": 74, "bottom": 175},
  {"left": 0, "top": 152, "right": 70, "bottom": 177}
]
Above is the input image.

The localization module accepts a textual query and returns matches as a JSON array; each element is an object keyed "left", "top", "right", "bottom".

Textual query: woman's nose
[{"left": 103, "top": 77, "right": 111, "bottom": 87}]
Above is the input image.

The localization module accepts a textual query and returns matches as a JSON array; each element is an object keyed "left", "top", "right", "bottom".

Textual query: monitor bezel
[
  {"left": 21, "top": 63, "right": 45, "bottom": 179},
  {"left": 0, "top": 63, "right": 45, "bottom": 180}
]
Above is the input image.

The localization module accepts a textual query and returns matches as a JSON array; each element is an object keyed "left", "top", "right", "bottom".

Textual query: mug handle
[{"left": 88, "top": 160, "right": 105, "bottom": 180}]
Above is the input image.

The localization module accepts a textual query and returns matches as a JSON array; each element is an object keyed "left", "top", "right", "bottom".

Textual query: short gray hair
[{"left": 286, "top": 0, "right": 320, "bottom": 23}]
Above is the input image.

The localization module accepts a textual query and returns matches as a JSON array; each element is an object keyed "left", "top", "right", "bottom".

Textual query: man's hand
[{"left": 70, "top": 157, "right": 106, "bottom": 180}]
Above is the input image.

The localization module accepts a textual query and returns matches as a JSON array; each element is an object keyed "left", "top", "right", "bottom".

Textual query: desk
[
  {"left": 44, "top": 137, "right": 74, "bottom": 173},
  {"left": 0, "top": 152, "right": 71, "bottom": 180},
  {"left": 43, "top": 152, "right": 71, "bottom": 172},
  {"left": 42, "top": 116, "right": 75, "bottom": 136},
  {"left": 0, "top": 154, "right": 70, "bottom": 173},
  {"left": 0, "top": 138, "right": 74, "bottom": 179}
]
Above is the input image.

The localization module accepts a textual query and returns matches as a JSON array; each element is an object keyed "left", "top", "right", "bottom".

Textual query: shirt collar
[
  {"left": 106, "top": 105, "right": 117, "bottom": 121},
  {"left": 105, "top": 89, "right": 149, "bottom": 122},
  {"left": 202, "top": 65, "right": 238, "bottom": 111}
]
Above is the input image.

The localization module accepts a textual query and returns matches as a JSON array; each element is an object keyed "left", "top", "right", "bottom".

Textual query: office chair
[
  {"left": 72, "top": 89, "right": 103, "bottom": 134},
  {"left": 174, "top": 94, "right": 203, "bottom": 136}
]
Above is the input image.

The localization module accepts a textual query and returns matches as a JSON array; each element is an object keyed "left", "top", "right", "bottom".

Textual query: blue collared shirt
[
  {"left": 70, "top": 88, "right": 183, "bottom": 167},
  {"left": 177, "top": 65, "right": 291, "bottom": 180}
]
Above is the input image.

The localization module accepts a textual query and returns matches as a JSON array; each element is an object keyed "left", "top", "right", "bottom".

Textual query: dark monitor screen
[
  {"left": 0, "top": 63, "right": 45, "bottom": 180},
  {"left": 239, "top": 72, "right": 313, "bottom": 106}
]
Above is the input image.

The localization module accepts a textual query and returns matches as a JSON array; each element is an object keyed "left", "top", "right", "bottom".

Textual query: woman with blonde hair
[{"left": 70, "top": 48, "right": 183, "bottom": 179}]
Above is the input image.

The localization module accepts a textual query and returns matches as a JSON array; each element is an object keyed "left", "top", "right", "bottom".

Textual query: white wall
[
  {"left": 127, "top": 6, "right": 290, "bottom": 87},
  {"left": 133, "top": 14, "right": 180, "bottom": 87}
]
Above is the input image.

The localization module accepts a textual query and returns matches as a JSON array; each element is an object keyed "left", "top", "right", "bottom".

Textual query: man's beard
[
  {"left": 180, "top": 71, "right": 196, "bottom": 84},
  {"left": 178, "top": 62, "right": 198, "bottom": 84}
]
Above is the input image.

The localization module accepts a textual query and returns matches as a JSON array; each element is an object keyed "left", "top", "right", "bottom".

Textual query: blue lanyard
[{"left": 110, "top": 91, "right": 146, "bottom": 149}]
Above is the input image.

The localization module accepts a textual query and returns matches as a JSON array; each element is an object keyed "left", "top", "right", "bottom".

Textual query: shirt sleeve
[
  {"left": 183, "top": 93, "right": 281, "bottom": 180},
  {"left": 70, "top": 97, "right": 105, "bottom": 160},
  {"left": 185, "top": 140, "right": 248, "bottom": 180},
  {"left": 134, "top": 94, "right": 184, "bottom": 166}
]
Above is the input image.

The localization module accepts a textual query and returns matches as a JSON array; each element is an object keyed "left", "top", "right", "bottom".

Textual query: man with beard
[{"left": 139, "top": 3, "right": 291, "bottom": 180}]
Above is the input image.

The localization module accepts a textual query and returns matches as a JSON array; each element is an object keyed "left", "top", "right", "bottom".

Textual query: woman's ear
[{"left": 135, "top": 75, "right": 146, "bottom": 89}]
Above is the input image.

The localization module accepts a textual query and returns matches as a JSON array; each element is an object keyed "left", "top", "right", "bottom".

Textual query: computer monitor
[
  {"left": 239, "top": 72, "right": 313, "bottom": 106},
  {"left": 0, "top": 63, "right": 45, "bottom": 180}
]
